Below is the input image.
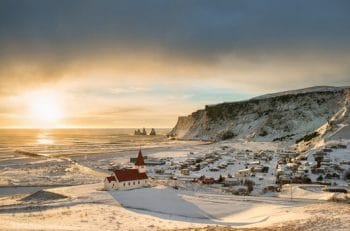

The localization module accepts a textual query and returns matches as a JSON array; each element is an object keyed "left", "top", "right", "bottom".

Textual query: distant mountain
[{"left": 168, "top": 86, "right": 350, "bottom": 143}]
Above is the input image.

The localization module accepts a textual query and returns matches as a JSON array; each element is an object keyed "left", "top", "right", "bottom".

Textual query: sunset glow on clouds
[{"left": 1, "top": 0, "right": 350, "bottom": 128}]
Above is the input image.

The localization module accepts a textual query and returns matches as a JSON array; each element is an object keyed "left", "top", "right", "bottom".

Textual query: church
[{"left": 104, "top": 149, "right": 148, "bottom": 190}]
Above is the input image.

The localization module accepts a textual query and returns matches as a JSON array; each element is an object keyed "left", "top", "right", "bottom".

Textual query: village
[{"left": 103, "top": 139, "right": 350, "bottom": 198}]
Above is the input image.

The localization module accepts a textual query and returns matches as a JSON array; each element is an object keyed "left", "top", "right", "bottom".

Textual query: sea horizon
[{"left": 0, "top": 128, "right": 174, "bottom": 158}]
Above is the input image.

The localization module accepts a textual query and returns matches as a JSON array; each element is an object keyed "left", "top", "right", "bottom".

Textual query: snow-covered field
[{"left": 0, "top": 183, "right": 349, "bottom": 231}]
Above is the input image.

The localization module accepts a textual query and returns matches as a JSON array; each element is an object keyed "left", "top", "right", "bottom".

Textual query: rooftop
[{"left": 113, "top": 168, "right": 148, "bottom": 182}]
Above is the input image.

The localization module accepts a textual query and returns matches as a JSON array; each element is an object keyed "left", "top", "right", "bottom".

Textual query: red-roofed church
[{"left": 104, "top": 149, "right": 148, "bottom": 190}]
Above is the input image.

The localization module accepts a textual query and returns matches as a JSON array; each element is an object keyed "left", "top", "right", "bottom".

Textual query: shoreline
[{"left": 0, "top": 139, "right": 208, "bottom": 188}]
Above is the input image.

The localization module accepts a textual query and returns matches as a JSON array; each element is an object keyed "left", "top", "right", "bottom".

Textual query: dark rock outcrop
[{"left": 149, "top": 128, "right": 156, "bottom": 136}]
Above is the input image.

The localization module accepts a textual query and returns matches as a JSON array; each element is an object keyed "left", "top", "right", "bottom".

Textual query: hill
[{"left": 168, "top": 86, "right": 350, "bottom": 142}]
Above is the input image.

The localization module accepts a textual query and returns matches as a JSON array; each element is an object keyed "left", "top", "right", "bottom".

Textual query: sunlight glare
[{"left": 27, "top": 89, "right": 64, "bottom": 127}]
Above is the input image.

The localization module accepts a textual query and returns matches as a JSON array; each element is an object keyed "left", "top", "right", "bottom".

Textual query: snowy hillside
[
  {"left": 253, "top": 86, "right": 347, "bottom": 100},
  {"left": 169, "top": 86, "right": 350, "bottom": 142}
]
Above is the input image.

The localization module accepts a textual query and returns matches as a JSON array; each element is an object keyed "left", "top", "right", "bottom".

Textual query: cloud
[
  {"left": 2, "top": 1, "right": 350, "bottom": 54},
  {"left": 1, "top": 1, "right": 350, "bottom": 93},
  {"left": 111, "top": 86, "right": 151, "bottom": 95},
  {"left": 1, "top": 0, "right": 350, "bottom": 127}
]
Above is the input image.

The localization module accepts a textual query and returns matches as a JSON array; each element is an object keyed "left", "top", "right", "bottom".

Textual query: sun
[
  {"left": 30, "top": 97, "right": 62, "bottom": 122},
  {"left": 27, "top": 90, "right": 64, "bottom": 127}
]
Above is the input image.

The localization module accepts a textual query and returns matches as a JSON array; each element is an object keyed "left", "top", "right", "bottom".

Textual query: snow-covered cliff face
[{"left": 169, "top": 86, "right": 350, "bottom": 142}]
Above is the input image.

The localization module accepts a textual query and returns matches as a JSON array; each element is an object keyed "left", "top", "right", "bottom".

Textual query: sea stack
[
  {"left": 134, "top": 128, "right": 147, "bottom": 135},
  {"left": 134, "top": 129, "right": 142, "bottom": 135},
  {"left": 149, "top": 128, "right": 156, "bottom": 136}
]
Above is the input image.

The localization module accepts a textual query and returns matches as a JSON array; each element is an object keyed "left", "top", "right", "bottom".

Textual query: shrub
[
  {"left": 344, "top": 171, "right": 350, "bottom": 180},
  {"left": 262, "top": 166, "right": 269, "bottom": 173},
  {"left": 296, "top": 131, "right": 320, "bottom": 144},
  {"left": 217, "top": 174, "right": 225, "bottom": 183},
  {"left": 244, "top": 179, "right": 255, "bottom": 193},
  {"left": 259, "top": 129, "right": 268, "bottom": 137},
  {"left": 221, "top": 130, "right": 236, "bottom": 140}
]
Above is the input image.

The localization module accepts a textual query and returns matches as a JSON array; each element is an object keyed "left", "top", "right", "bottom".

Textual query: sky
[{"left": 0, "top": 0, "right": 350, "bottom": 128}]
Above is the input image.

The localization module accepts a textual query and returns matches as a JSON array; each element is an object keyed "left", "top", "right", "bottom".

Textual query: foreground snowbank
[
  {"left": 111, "top": 187, "right": 209, "bottom": 221},
  {"left": 110, "top": 186, "right": 316, "bottom": 226},
  {"left": 279, "top": 184, "right": 335, "bottom": 200},
  {"left": 0, "top": 184, "right": 349, "bottom": 230}
]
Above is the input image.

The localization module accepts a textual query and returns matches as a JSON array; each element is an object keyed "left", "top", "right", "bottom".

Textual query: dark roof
[
  {"left": 113, "top": 168, "right": 148, "bottom": 182},
  {"left": 135, "top": 149, "right": 145, "bottom": 166},
  {"left": 106, "top": 176, "right": 116, "bottom": 183}
]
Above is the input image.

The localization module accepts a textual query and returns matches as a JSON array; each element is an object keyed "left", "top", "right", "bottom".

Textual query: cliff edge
[{"left": 168, "top": 86, "right": 350, "bottom": 142}]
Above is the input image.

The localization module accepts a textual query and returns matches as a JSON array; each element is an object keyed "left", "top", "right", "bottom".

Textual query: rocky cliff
[{"left": 169, "top": 86, "right": 350, "bottom": 142}]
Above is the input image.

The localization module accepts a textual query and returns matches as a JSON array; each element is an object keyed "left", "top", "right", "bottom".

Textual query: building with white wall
[{"left": 104, "top": 149, "right": 148, "bottom": 190}]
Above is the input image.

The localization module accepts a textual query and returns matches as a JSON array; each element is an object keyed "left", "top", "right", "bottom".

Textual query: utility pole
[{"left": 290, "top": 172, "right": 293, "bottom": 201}]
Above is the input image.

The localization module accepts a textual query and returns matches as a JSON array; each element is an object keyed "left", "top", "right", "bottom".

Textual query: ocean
[{"left": 0, "top": 128, "right": 172, "bottom": 158}]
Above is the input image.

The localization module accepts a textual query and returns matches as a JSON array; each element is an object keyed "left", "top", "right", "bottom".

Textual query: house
[
  {"left": 223, "top": 178, "right": 240, "bottom": 187},
  {"left": 278, "top": 175, "right": 291, "bottom": 184},
  {"left": 234, "top": 168, "right": 251, "bottom": 178},
  {"left": 201, "top": 177, "right": 215, "bottom": 184},
  {"left": 252, "top": 165, "right": 269, "bottom": 173},
  {"left": 248, "top": 161, "right": 260, "bottom": 166},
  {"left": 104, "top": 149, "right": 148, "bottom": 190},
  {"left": 181, "top": 168, "right": 190, "bottom": 175}
]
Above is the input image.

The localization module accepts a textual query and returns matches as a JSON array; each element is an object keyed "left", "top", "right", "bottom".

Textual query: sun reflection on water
[{"left": 37, "top": 133, "right": 54, "bottom": 145}]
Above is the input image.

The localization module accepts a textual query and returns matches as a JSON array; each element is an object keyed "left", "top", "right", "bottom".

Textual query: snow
[
  {"left": 1, "top": 183, "right": 347, "bottom": 231},
  {"left": 328, "top": 124, "right": 350, "bottom": 141},
  {"left": 1, "top": 119, "right": 350, "bottom": 230},
  {"left": 253, "top": 86, "right": 346, "bottom": 100},
  {"left": 150, "top": 150, "right": 189, "bottom": 159},
  {"left": 279, "top": 184, "right": 335, "bottom": 200},
  {"left": 111, "top": 187, "right": 209, "bottom": 221},
  {"left": 170, "top": 87, "right": 349, "bottom": 143}
]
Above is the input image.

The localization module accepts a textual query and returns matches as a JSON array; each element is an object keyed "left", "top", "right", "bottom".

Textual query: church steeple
[
  {"left": 134, "top": 148, "right": 146, "bottom": 173},
  {"left": 135, "top": 148, "right": 145, "bottom": 166}
]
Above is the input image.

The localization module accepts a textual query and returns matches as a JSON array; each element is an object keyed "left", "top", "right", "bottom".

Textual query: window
[
  {"left": 128, "top": 182, "right": 130, "bottom": 186},
  {"left": 123, "top": 183, "right": 125, "bottom": 186},
  {"left": 133, "top": 182, "right": 135, "bottom": 185},
  {"left": 138, "top": 181, "right": 140, "bottom": 184}
]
